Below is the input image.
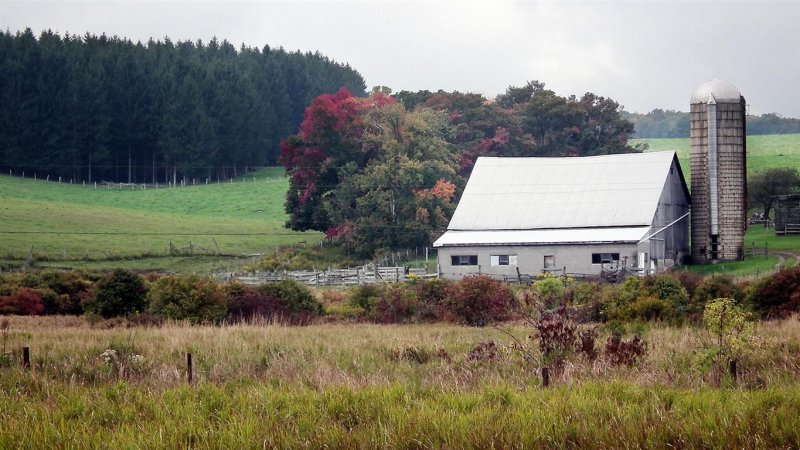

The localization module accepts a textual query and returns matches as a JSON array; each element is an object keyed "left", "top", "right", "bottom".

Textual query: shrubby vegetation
[
  {"left": 83, "top": 269, "right": 147, "bottom": 318},
  {"left": 2, "top": 267, "right": 800, "bottom": 327}
]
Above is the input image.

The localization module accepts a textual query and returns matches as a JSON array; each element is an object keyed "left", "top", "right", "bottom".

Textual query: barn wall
[
  {"left": 648, "top": 157, "right": 691, "bottom": 263},
  {"left": 437, "top": 243, "right": 639, "bottom": 280}
]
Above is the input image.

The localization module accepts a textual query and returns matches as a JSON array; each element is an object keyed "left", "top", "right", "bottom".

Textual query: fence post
[
  {"left": 541, "top": 367, "right": 550, "bottom": 387},
  {"left": 187, "top": 353, "right": 193, "bottom": 383},
  {"left": 23, "top": 346, "right": 30, "bottom": 369}
]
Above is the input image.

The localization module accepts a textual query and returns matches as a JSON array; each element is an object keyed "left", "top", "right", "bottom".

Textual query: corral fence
[{"left": 230, "top": 263, "right": 434, "bottom": 287}]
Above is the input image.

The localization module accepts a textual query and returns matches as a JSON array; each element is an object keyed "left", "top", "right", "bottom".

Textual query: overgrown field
[
  {"left": 2, "top": 316, "right": 800, "bottom": 448},
  {"left": 0, "top": 168, "right": 320, "bottom": 272}
]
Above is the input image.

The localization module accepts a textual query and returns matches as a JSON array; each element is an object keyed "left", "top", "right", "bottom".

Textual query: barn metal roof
[
  {"left": 446, "top": 151, "right": 680, "bottom": 232},
  {"left": 690, "top": 79, "right": 742, "bottom": 104},
  {"left": 433, "top": 227, "right": 651, "bottom": 247}
]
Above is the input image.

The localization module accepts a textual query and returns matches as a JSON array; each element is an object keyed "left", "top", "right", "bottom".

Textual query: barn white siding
[{"left": 434, "top": 151, "right": 690, "bottom": 280}]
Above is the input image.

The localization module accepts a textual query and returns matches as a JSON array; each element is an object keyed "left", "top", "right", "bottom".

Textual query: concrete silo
[{"left": 690, "top": 79, "right": 747, "bottom": 263}]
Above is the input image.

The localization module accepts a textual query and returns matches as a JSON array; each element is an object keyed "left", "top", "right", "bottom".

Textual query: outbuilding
[{"left": 433, "top": 151, "right": 690, "bottom": 280}]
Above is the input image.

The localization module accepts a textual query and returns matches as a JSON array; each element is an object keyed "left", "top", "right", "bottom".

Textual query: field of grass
[
  {"left": 0, "top": 168, "right": 320, "bottom": 272},
  {"left": 634, "top": 133, "right": 800, "bottom": 177},
  {"left": 2, "top": 316, "right": 800, "bottom": 447}
]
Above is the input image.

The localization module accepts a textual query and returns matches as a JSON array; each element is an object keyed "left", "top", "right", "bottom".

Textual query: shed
[
  {"left": 433, "top": 151, "right": 690, "bottom": 279},
  {"left": 775, "top": 194, "right": 800, "bottom": 235}
]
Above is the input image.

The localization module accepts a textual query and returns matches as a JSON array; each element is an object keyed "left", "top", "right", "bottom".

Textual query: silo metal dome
[{"left": 690, "top": 79, "right": 742, "bottom": 104}]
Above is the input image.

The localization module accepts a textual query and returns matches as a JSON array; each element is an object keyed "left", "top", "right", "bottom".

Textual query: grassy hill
[
  {"left": 0, "top": 168, "right": 320, "bottom": 272},
  {"left": 634, "top": 133, "right": 800, "bottom": 177}
]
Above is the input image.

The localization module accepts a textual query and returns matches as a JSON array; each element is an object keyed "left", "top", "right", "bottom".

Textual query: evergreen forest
[{"left": 0, "top": 29, "right": 366, "bottom": 183}]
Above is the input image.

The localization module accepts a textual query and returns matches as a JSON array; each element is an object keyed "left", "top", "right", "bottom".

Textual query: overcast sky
[{"left": 2, "top": 0, "right": 798, "bottom": 116}]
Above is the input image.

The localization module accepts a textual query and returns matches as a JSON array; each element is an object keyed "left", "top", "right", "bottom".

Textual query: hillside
[
  {"left": 635, "top": 133, "right": 800, "bottom": 177},
  {"left": 0, "top": 168, "right": 320, "bottom": 272}
]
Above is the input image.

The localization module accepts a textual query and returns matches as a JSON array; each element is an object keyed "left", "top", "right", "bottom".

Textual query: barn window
[
  {"left": 544, "top": 255, "right": 555, "bottom": 268},
  {"left": 490, "top": 255, "right": 517, "bottom": 266},
  {"left": 591, "top": 253, "right": 620, "bottom": 264},
  {"left": 451, "top": 255, "right": 478, "bottom": 266}
]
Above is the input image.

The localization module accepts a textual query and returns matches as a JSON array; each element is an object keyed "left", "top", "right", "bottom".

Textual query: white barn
[{"left": 433, "top": 151, "right": 690, "bottom": 280}]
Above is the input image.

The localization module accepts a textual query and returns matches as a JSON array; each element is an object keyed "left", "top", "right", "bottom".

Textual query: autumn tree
[{"left": 497, "top": 80, "right": 640, "bottom": 157}]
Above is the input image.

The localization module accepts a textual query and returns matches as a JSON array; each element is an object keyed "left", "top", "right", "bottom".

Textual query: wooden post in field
[
  {"left": 22, "top": 346, "right": 30, "bottom": 369},
  {"left": 516, "top": 267, "right": 522, "bottom": 284},
  {"left": 729, "top": 359, "right": 737, "bottom": 384},
  {"left": 541, "top": 367, "right": 550, "bottom": 387},
  {"left": 187, "top": 353, "right": 193, "bottom": 383}
]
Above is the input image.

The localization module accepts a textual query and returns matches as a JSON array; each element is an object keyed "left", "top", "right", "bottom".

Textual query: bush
[
  {"left": 223, "top": 282, "right": 283, "bottom": 323},
  {"left": 258, "top": 280, "right": 323, "bottom": 317},
  {"left": 569, "top": 282, "right": 605, "bottom": 323},
  {"left": 27, "top": 270, "right": 95, "bottom": 314},
  {"left": 606, "top": 275, "right": 688, "bottom": 322},
  {"left": 347, "top": 284, "right": 384, "bottom": 311},
  {"left": 745, "top": 267, "right": 800, "bottom": 318},
  {"left": 671, "top": 270, "right": 704, "bottom": 299},
  {"left": 83, "top": 269, "right": 147, "bottom": 318},
  {"left": 411, "top": 279, "right": 452, "bottom": 320},
  {"left": 639, "top": 274, "right": 689, "bottom": 312},
  {"left": 703, "top": 298, "right": 754, "bottom": 361},
  {"left": 691, "top": 275, "right": 744, "bottom": 315},
  {"left": 534, "top": 306, "right": 577, "bottom": 367},
  {"left": 443, "top": 276, "right": 513, "bottom": 326},
  {"left": 370, "top": 285, "right": 419, "bottom": 324},
  {"left": 148, "top": 275, "right": 227, "bottom": 324},
  {"left": 533, "top": 276, "right": 566, "bottom": 309},
  {"left": 0, "top": 288, "right": 45, "bottom": 315},
  {"left": 627, "top": 296, "right": 673, "bottom": 321},
  {"left": 605, "top": 333, "right": 647, "bottom": 366}
]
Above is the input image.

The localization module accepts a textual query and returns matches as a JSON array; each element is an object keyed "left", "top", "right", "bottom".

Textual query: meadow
[
  {"left": 2, "top": 316, "right": 800, "bottom": 448},
  {"left": 635, "top": 132, "right": 800, "bottom": 176},
  {"left": 0, "top": 168, "right": 320, "bottom": 273}
]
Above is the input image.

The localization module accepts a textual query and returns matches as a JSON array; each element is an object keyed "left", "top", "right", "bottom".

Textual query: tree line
[
  {"left": 0, "top": 29, "right": 366, "bottom": 183},
  {"left": 282, "top": 82, "right": 642, "bottom": 257},
  {"left": 622, "top": 110, "right": 800, "bottom": 139}
]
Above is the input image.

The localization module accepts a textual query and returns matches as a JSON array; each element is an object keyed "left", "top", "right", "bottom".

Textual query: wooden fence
[{"left": 231, "top": 264, "right": 433, "bottom": 287}]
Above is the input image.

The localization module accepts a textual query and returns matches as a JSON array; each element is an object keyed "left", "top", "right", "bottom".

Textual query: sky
[{"left": 2, "top": 0, "right": 799, "bottom": 116}]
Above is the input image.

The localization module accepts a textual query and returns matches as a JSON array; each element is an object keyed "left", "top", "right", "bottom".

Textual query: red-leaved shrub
[
  {"left": 443, "top": 276, "right": 513, "bottom": 326},
  {"left": 605, "top": 333, "right": 647, "bottom": 366},
  {"left": 370, "top": 285, "right": 419, "bottom": 324},
  {"left": 411, "top": 279, "right": 452, "bottom": 321},
  {"left": 224, "top": 282, "right": 284, "bottom": 323},
  {"left": 746, "top": 267, "right": 800, "bottom": 318},
  {"left": 534, "top": 306, "right": 577, "bottom": 367},
  {"left": 0, "top": 288, "right": 45, "bottom": 315}
]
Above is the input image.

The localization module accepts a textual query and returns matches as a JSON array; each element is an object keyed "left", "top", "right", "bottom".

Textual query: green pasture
[
  {"left": 635, "top": 133, "right": 800, "bottom": 177},
  {"left": 0, "top": 168, "right": 320, "bottom": 272}
]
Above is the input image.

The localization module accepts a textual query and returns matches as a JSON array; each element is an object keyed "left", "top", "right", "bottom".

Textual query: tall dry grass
[{"left": 3, "top": 315, "right": 800, "bottom": 390}]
